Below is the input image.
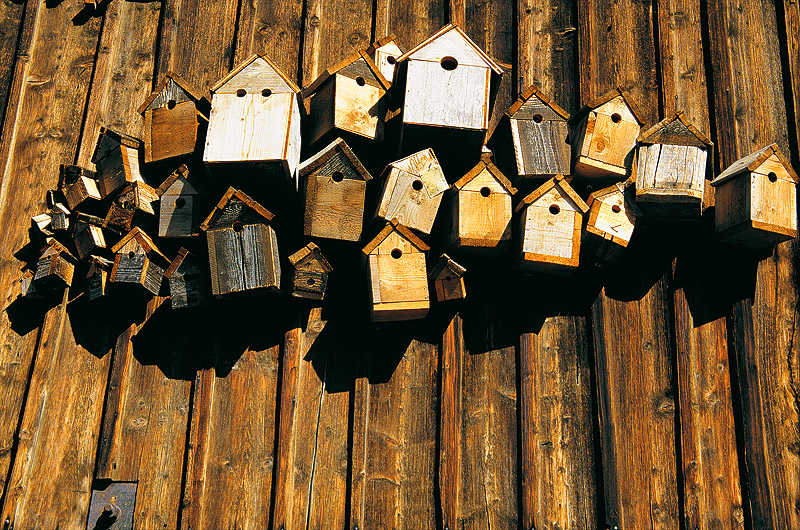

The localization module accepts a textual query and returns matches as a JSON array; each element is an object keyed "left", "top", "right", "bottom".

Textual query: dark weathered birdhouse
[
  {"left": 164, "top": 247, "right": 209, "bottom": 309},
  {"left": 92, "top": 127, "right": 144, "bottom": 197},
  {"left": 361, "top": 219, "right": 430, "bottom": 322},
  {"left": 375, "top": 148, "right": 448, "bottom": 235},
  {"left": 155, "top": 164, "right": 200, "bottom": 238},
  {"left": 33, "top": 238, "right": 76, "bottom": 295},
  {"left": 449, "top": 153, "right": 517, "bottom": 252},
  {"left": 109, "top": 227, "right": 169, "bottom": 296},
  {"left": 138, "top": 72, "right": 210, "bottom": 164},
  {"left": 73, "top": 214, "right": 107, "bottom": 259},
  {"left": 569, "top": 88, "right": 644, "bottom": 181},
  {"left": 86, "top": 256, "right": 113, "bottom": 301},
  {"left": 287, "top": 242, "right": 333, "bottom": 301},
  {"left": 711, "top": 143, "right": 799, "bottom": 248},
  {"left": 429, "top": 253, "right": 466, "bottom": 302},
  {"left": 515, "top": 175, "right": 588, "bottom": 273},
  {"left": 200, "top": 187, "right": 281, "bottom": 297},
  {"left": 60, "top": 164, "right": 102, "bottom": 211},
  {"left": 18, "top": 270, "right": 37, "bottom": 299},
  {"left": 299, "top": 138, "right": 372, "bottom": 242},
  {"left": 634, "top": 112, "right": 713, "bottom": 217},
  {"left": 367, "top": 34, "right": 404, "bottom": 83},
  {"left": 583, "top": 182, "right": 641, "bottom": 264},
  {"left": 49, "top": 203, "right": 71, "bottom": 231},
  {"left": 116, "top": 181, "right": 158, "bottom": 216},
  {"left": 31, "top": 213, "right": 53, "bottom": 238}
]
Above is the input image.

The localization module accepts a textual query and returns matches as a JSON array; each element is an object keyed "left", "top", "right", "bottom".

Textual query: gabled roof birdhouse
[
  {"left": 103, "top": 181, "right": 158, "bottom": 233},
  {"left": 204, "top": 54, "right": 302, "bottom": 185},
  {"left": 92, "top": 127, "right": 144, "bottom": 197},
  {"left": 19, "top": 270, "right": 37, "bottom": 299},
  {"left": 569, "top": 88, "right": 645, "bottom": 181},
  {"left": 711, "top": 143, "right": 799, "bottom": 248},
  {"left": 33, "top": 238, "right": 76, "bottom": 295},
  {"left": 515, "top": 175, "right": 588, "bottom": 273},
  {"left": 375, "top": 148, "right": 448, "bottom": 235},
  {"left": 429, "top": 253, "right": 466, "bottom": 302},
  {"left": 60, "top": 164, "right": 102, "bottom": 211},
  {"left": 287, "top": 242, "right": 333, "bottom": 301},
  {"left": 138, "top": 72, "right": 210, "bottom": 164},
  {"left": 635, "top": 112, "right": 713, "bottom": 217},
  {"left": 73, "top": 214, "right": 107, "bottom": 259},
  {"left": 156, "top": 164, "right": 200, "bottom": 238},
  {"left": 299, "top": 138, "right": 373, "bottom": 242},
  {"left": 109, "top": 227, "right": 169, "bottom": 296},
  {"left": 362, "top": 220, "right": 430, "bottom": 322},
  {"left": 86, "top": 256, "right": 113, "bottom": 301},
  {"left": 367, "top": 35, "right": 404, "bottom": 83},
  {"left": 164, "top": 248, "right": 209, "bottom": 309},
  {"left": 48, "top": 203, "right": 71, "bottom": 231},
  {"left": 583, "top": 182, "right": 642, "bottom": 264},
  {"left": 200, "top": 187, "right": 280, "bottom": 297},
  {"left": 303, "top": 51, "right": 391, "bottom": 146},
  {"left": 449, "top": 153, "right": 517, "bottom": 251}
]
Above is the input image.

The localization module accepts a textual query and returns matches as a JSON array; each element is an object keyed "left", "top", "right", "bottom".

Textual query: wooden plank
[
  {"left": 0, "top": 0, "right": 25, "bottom": 140},
  {"left": 782, "top": 0, "right": 800, "bottom": 158}
]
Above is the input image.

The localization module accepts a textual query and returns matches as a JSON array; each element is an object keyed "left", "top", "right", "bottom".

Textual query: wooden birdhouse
[
  {"left": 86, "top": 256, "right": 113, "bottom": 301},
  {"left": 116, "top": 181, "right": 158, "bottom": 216},
  {"left": 569, "top": 88, "right": 645, "bottom": 181},
  {"left": 200, "top": 187, "right": 280, "bottom": 297},
  {"left": 488, "top": 85, "right": 571, "bottom": 179},
  {"left": 18, "top": 270, "right": 37, "bottom": 299},
  {"left": 204, "top": 54, "right": 302, "bottom": 185},
  {"left": 375, "top": 148, "right": 448, "bottom": 235},
  {"left": 60, "top": 164, "right": 102, "bottom": 211},
  {"left": 73, "top": 214, "right": 107, "bottom": 259},
  {"left": 92, "top": 127, "right": 144, "bottom": 197},
  {"left": 138, "top": 72, "right": 210, "bottom": 163},
  {"left": 164, "top": 248, "right": 209, "bottom": 309},
  {"left": 287, "top": 242, "right": 333, "bottom": 301},
  {"left": 583, "top": 182, "right": 642, "bottom": 264},
  {"left": 48, "top": 203, "right": 71, "bottom": 231},
  {"left": 32, "top": 238, "right": 76, "bottom": 295},
  {"left": 635, "top": 112, "right": 713, "bottom": 217},
  {"left": 367, "top": 35, "right": 404, "bottom": 83},
  {"left": 711, "top": 143, "right": 799, "bottom": 248},
  {"left": 155, "top": 164, "right": 200, "bottom": 238},
  {"left": 429, "top": 253, "right": 466, "bottom": 302},
  {"left": 515, "top": 175, "right": 588, "bottom": 273},
  {"left": 109, "top": 227, "right": 169, "bottom": 296},
  {"left": 449, "top": 153, "right": 517, "bottom": 252},
  {"left": 299, "top": 138, "right": 372, "bottom": 242},
  {"left": 303, "top": 51, "right": 391, "bottom": 146},
  {"left": 31, "top": 213, "right": 53, "bottom": 238},
  {"left": 362, "top": 220, "right": 430, "bottom": 322}
]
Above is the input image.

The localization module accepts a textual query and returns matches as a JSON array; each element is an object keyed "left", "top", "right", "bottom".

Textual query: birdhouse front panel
[
  {"left": 305, "top": 174, "right": 366, "bottom": 242},
  {"left": 586, "top": 191, "right": 636, "bottom": 244},
  {"left": 520, "top": 188, "right": 583, "bottom": 271},
  {"left": 34, "top": 252, "right": 74, "bottom": 291},
  {"left": 369, "top": 38, "right": 403, "bottom": 82},
  {"left": 160, "top": 194, "right": 198, "bottom": 238},
  {"left": 93, "top": 131, "right": 144, "bottom": 197},
  {"left": 207, "top": 222, "right": 280, "bottom": 296},
  {"left": 334, "top": 73, "right": 385, "bottom": 140},
  {"left": 288, "top": 244, "right": 332, "bottom": 301},
  {"left": 366, "top": 231, "right": 429, "bottom": 321},
  {"left": 65, "top": 176, "right": 101, "bottom": 210},
  {"left": 636, "top": 144, "right": 706, "bottom": 199},
  {"left": 572, "top": 96, "right": 640, "bottom": 179},
  {"left": 144, "top": 101, "right": 201, "bottom": 163},
  {"left": 511, "top": 95, "right": 570, "bottom": 176},
  {"left": 452, "top": 169, "right": 512, "bottom": 248},
  {"left": 749, "top": 155, "right": 797, "bottom": 233}
]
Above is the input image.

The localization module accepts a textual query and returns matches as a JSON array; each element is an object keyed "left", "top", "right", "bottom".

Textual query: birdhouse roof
[
  {"left": 41, "top": 237, "right": 76, "bottom": 261},
  {"left": 298, "top": 137, "right": 373, "bottom": 181},
  {"left": 506, "top": 85, "right": 570, "bottom": 120},
  {"left": 111, "top": 227, "right": 169, "bottom": 263},
  {"left": 137, "top": 71, "right": 208, "bottom": 114},
  {"left": 211, "top": 53, "right": 300, "bottom": 94},
  {"left": 514, "top": 175, "right": 589, "bottom": 215},
  {"left": 362, "top": 219, "right": 430, "bottom": 256},
  {"left": 568, "top": 87, "right": 645, "bottom": 126},
  {"left": 712, "top": 143, "right": 799, "bottom": 186},
  {"left": 58, "top": 164, "right": 98, "bottom": 190},
  {"left": 396, "top": 24, "right": 503, "bottom": 74},
  {"left": 366, "top": 34, "right": 403, "bottom": 56},
  {"left": 303, "top": 50, "right": 391, "bottom": 97},
  {"left": 155, "top": 164, "right": 198, "bottom": 196},
  {"left": 382, "top": 148, "right": 449, "bottom": 196},
  {"left": 452, "top": 154, "right": 517, "bottom": 195},
  {"left": 163, "top": 247, "right": 193, "bottom": 279},
  {"left": 429, "top": 253, "right": 466, "bottom": 280},
  {"left": 587, "top": 182, "right": 643, "bottom": 217},
  {"left": 637, "top": 111, "right": 712, "bottom": 148},
  {"left": 200, "top": 187, "right": 275, "bottom": 231},
  {"left": 87, "top": 256, "right": 113, "bottom": 275},
  {"left": 91, "top": 127, "right": 142, "bottom": 163},
  {"left": 288, "top": 242, "right": 333, "bottom": 272}
]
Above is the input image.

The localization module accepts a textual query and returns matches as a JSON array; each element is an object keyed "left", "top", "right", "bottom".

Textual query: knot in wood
[
  {"left": 656, "top": 396, "right": 675, "bottom": 417},
  {"left": 309, "top": 15, "right": 320, "bottom": 27}
]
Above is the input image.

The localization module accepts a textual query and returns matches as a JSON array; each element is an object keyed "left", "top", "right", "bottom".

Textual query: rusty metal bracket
[{"left": 86, "top": 481, "right": 137, "bottom": 530}]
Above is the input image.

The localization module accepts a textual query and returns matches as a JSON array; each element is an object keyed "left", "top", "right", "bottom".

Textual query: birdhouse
[
  {"left": 92, "top": 127, "right": 144, "bottom": 197},
  {"left": 375, "top": 148, "right": 448, "bottom": 235},
  {"left": 635, "top": 112, "right": 713, "bottom": 217},
  {"left": 515, "top": 175, "right": 588, "bottom": 273},
  {"left": 138, "top": 72, "right": 210, "bottom": 163},
  {"left": 109, "top": 227, "right": 169, "bottom": 296},
  {"left": 32, "top": 238, "right": 76, "bottom": 295},
  {"left": 711, "top": 143, "right": 799, "bottom": 248},
  {"left": 49, "top": 203, "right": 71, "bottom": 231},
  {"left": 116, "top": 181, "right": 158, "bottom": 216},
  {"left": 361, "top": 219, "right": 430, "bottom": 322},
  {"left": 73, "top": 214, "right": 107, "bottom": 259},
  {"left": 103, "top": 203, "right": 135, "bottom": 233},
  {"left": 303, "top": 51, "right": 391, "bottom": 146},
  {"left": 18, "top": 270, "right": 37, "bottom": 299},
  {"left": 448, "top": 153, "right": 517, "bottom": 252},
  {"left": 583, "top": 182, "right": 641, "bottom": 264},
  {"left": 164, "top": 248, "right": 209, "bottom": 309},
  {"left": 569, "top": 88, "right": 645, "bottom": 180},
  {"left": 367, "top": 34, "right": 404, "bottom": 83},
  {"left": 86, "top": 256, "right": 113, "bottom": 301},
  {"left": 429, "top": 253, "right": 466, "bottom": 302},
  {"left": 31, "top": 214, "right": 53, "bottom": 238},
  {"left": 200, "top": 187, "right": 280, "bottom": 297},
  {"left": 60, "top": 164, "right": 102, "bottom": 211},
  {"left": 299, "top": 138, "right": 372, "bottom": 242},
  {"left": 204, "top": 54, "right": 302, "bottom": 185},
  {"left": 155, "top": 164, "right": 200, "bottom": 238},
  {"left": 287, "top": 242, "right": 333, "bottom": 301},
  {"left": 488, "top": 85, "right": 571, "bottom": 180}
]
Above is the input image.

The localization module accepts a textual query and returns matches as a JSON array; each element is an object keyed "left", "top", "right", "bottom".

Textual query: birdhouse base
[
  {"left": 715, "top": 220, "right": 796, "bottom": 249},
  {"left": 518, "top": 253, "right": 579, "bottom": 274},
  {"left": 582, "top": 229, "right": 627, "bottom": 265},
  {"left": 635, "top": 190, "right": 703, "bottom": 218},
  {"left": 370, "top": 301, "right": 430, "bottom": 322},
  {"left": 573, "top": 155, "right": 627, "bottom": 181}
]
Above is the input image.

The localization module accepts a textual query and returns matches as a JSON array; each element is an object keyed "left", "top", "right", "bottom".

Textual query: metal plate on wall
[{"left": 86, "top": 482, "right": 136, "bottom": 530}]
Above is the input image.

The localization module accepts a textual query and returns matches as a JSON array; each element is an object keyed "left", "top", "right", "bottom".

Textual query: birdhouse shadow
[
  {"left": 5, "top": 295, "right": 60, "bottom": 336},
  {"left": 67, "top": 290, "right": 147, "bottom": 358},
  {"left": 71, "top": 0, "right": 111, "bottom": 25}
]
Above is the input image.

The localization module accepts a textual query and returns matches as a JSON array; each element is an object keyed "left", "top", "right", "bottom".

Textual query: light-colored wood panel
[
  {"left": 522, "top": 190, "right": 579, "bottom": 259},
  {"left": 333, "top": 75, "right": 384, "bottom": 139}
]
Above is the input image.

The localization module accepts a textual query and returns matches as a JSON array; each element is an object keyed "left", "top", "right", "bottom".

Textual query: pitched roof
[
  {"left": 514, "top": 175, "right": 589, "bottom": 215},
  {"left": 586, "top": 182, "right": 643, "bottom": 217},
  {"left": 137, "top": 71, "right": 208, "bottom": 114},
  {"left": 396, "top": 24, "right": 503, "bottom": 75},
  {"left": 568, "top": 87, "right": 645, "bottom": 126},
  {"left": 429, "top": 253, "right": 466, "bottom": 280},
  {"left": 288, "top": 242, "right": 333, "bottom": 272},
  {"left": 507, "top": 85, "right": 570, "bottom": 120},
  {"left": 366, "top": 34, "right": 403, "bottom": 56},
  {"left": 211, "top": 54, "right": 300, "bottom": 94},
  {"left": 41, "top": 238, "right": 76, "bottom": 261},
  {"left": 302, "top": 50, "right": 391, "bottom": 97},
  {"left": 163, "top": 247, "right": 193, "bottom": 279},
  {"left": 92, "top": 127, "right": 142, "bottom": 163},
  {"left": 298, "top": 137, "right": 373, "bottom": 181},
  {"left": 199, "top": 187, "right": 275, "bottom": 231},
  {"left": 711, "top": 143, "right": 799, "bottom": 186},
  {"left": 362, "top": 219, "right": 430, "bottom": 256},
  {"left": 452, "top": 155, "right": 517, "bottom": 195},
  {"left": 637, "top": 111, "right": 712, "bottom": 147},
  {"left": 110, "top": 227, "right": 169, "bottom": 262},
  {"left": 383, "top": 148, "right": 449, "bottom": 196},
  {"left": 155, "top": 164, "right": 197, "bottom": 196}
]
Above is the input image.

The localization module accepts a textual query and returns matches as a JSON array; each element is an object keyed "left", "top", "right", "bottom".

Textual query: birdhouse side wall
[
  {"left": 65, "top": 176, "right": 102, "bottom": 210},
  {"left": 98, "top": 144, "right": 143, "bottom": 197},
  {"left": 375, "top": 168, "right": 443, "bottom": 235},
  {"left": 35, "top": 255, "right": 74, "bottom": 287},
  {"left": 144, "top": 101, "right": 200, "bottom": 163},
  {"left": 74, "top": 225, "right": 105, "bottom": 259},
  {"left": 307, "top": 80, "right": 336, "bottom": 146},
  {"left": 159, "top": 194, "right": 199, "bottom": 238},
  {"left": 751, "top": 160, "right": 798, "bottom": 234},
  {"left": 304, "top": 175, "right": 366, "bottom": 241},
  {"left": 334, "top": 75, "right": 385, "bottom": 141}
]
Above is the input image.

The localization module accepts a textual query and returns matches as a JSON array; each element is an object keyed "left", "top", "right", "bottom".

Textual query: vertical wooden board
[
  {"left": 374, "top": 0, "right": 446, "bottom": 56},
  {"left": 782, "top": 0, "right": 800, "bottom": 158},
  {"left": 0, "top": 0, "right": 24, "bottom": 140},
  {"left": 234, "top": 0, "right": 304, "bottom": 71}
]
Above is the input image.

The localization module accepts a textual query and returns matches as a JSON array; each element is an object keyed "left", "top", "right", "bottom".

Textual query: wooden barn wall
[{"left": 0, "top": 0, "right": 795, "bottom": 528}]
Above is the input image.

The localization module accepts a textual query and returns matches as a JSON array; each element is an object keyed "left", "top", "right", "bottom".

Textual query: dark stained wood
[
  {"left": 783, "top": 0, "right": 800, "bottom": 159},
  {"left": 0, "top": 0, "right": 24, "bottom": 140}
]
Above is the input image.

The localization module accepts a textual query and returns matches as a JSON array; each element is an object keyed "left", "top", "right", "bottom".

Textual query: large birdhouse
[
  {"left": 303, "top": 51, "right": 391, "bottom": 146},
  {"left": 138, "top": 72, "right": 210, "bottom": 164},
  {"left": 569, "top": 88, "right": 644, "bottom": 181},
  {"left": 60, "top": 164, "right": 102, "bottom": 211},
  {"left": 109, "top": 227, "right": 169, "bottom": 296},
  {"left": 204, "top": 54, "right": 302, "bottom": 185},
  {"left": 449, "top": 153, "right": 517, "bottom": 252},
  {"left": 429, "top": 253, "right": 466, "bottom": 302},
  {"left": 287, "top": 242, "right": 333, "bottom": 301},
  {"left": 515, "top": 175, "right": 588, "bottom": 273},
  {"left": 362, "top": 220, "right": 430, "bottom": 322},
  {"left": 92, "top": 127, "right": 144, "bottom": 197},
  {"left": 32, "top": 238, "right": 76, "bottom": 295},
  {"left": 156, "top": 164, "right": 200, "bottom": 238},
  {"left": 300, "top": 138, "right": 372, "bottom": 242},
  {"left": 367, "top": 34, "right": 404, "bottom": 83},
  {"left": 635, "top": 112, "right": 713, "bottom": 217},
  {"left": 200, "top": 187, "right": 280, "bottom": 297},
  {"left": 711, "top": 143, "right": 799, "bottom": 248},
  {"left": 164, "top": 248, "right": 209, "bottom": 309},
  {"left": 583, "top": 182, "right": 641, "bottom": 264},
  {"left": 375, "top": 148, "right": 448, "bottom": 235}
]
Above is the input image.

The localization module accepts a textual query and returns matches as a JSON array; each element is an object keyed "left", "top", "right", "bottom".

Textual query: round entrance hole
[
  {"left": 445, "top": 276, "right": 452, "bottom": 282},
  {"left": 611, "top": 204, "right": 621, "bottom": 213},
  {"left": 391, "top": 248, "right": 403, "bottom": 259},
  {"left": 175, "top": 197, "right": 186, "bottom": 209},
  {"left": 532, "top": 113, "right": 543, "bottom": 123},
  {"left": 386, "top": 56, "right": 396, "bottom": 65},
  {"left": 167, "top": 99, "right": 177, "bottom": 110},
  {"left": 356, "top": 76, "right": 366, "bottom": 86},
  {"left": 307, "top": 278, "right": 316, "bottom": 286},
  {"left": 236, "top": 89, "right": 247, "bottom": 97},
  {"left": 412, "top": 179, "right": 424, "bottom": 191},
  {"left": 232, "top": 221, "right": 244, "bottom": 232},
  {"left": 440, "top": 56, "right": 458, "bottom": 71},
  {"left": 128, "top": 251, "right": 136, "bottom": 259},
  {"left": 768, "top": 172, "right": 778, "bottom": 183},
  {"left": 332, "top": 171, "right": 344, "bottom": 182},
  {"left": 549, "top": 204, "right": 560, "bottom": 215},
  {"left": 262, "top": 88, "right": 272, "bottom": 97},
  {"left": 480, "top": 187, "right": 491, "bottom": 197},
  {"left": 611, "top": 113, "right": 622, "bottom": 123}
]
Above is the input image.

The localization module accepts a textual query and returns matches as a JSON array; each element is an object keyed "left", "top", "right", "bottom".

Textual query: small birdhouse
[
  {"left": 200, "top": 187, "right": 280, "bottom": 297},
  {"left": 367, "top": 34, "right": 404, "bottom": 83},
  {"left": 116, "top": 181, "right": 158, "bottom": 216},
  {"left": 73, "top": 214, "right": 107, "bottom": 259},
  {"left": 515, "top": 175, "right": 588, "bottom": 273},
  {"left": 109, "top": 227, "right": 169, "bottom": 296},
  {"left": 138, "top": 72, "right": 210, "bottom": 163},
  {"left": 155, "top": 164, "right": 200, "bottom": 238},
  {"left": 448, "top": 153, "right": 517, "bottom": 252},
  {"left": 303, "top": 51, "right": 391, "bottom": 146},
  {"left": 60, "top": 164, "right": 102, "bottom": 211},
  {"left": 711, "top": 143, "right": 799, "bottom": 248},
  {"left": 18, "top": 270, "right": 37, "bottom": 299},
  {"left": 429, "top": 253, "right": 466, "bottom": 302},
  {"left": 375, "top": 148, "right": 448, "bottom": 235},
  {"left": 204, "top": 54, "right": 302, "bottom": 185},
  {"left": 287, "top": 242, "right": 333, "bottom": 301},
  {"left": 86, "top": 256, "right": 113, "bottom": 301},
  {"left": 31, "top": 214, "right": 53, "bottom": 238},
  {"left": 361, "top": 219, "right": 430, "bottom": 322},
  {"left": 92, "top": 127, "right": 144, "bottom": 197},
  {"left": 164, "top": 248, "right": 209, "bottom": 309},
  {"left": 635, "top": 112, "right": 713, "bottom": 217},
  {"left": 103, "top": 203, "right": 135, "bottom": 233},
  {"left": 49, "top": 203, "right": 71, "bottom": 231},
  {"left": 569, "top": 88, "right": 644, "bottom": 180},
  {"left": 583, "top": 182, "right": 641, "bottom": 264},
  {"left": 299, "top": 138, "right": 372, "bottom": 242},
  {"left": 33, "top": 238, "right": 76, "bottom": 295}
]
